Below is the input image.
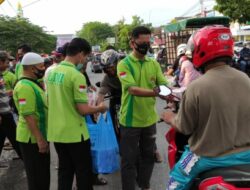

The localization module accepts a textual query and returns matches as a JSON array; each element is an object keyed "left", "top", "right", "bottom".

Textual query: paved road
[{"left": 0, "top": 66, "right": 171, "bottom": 190}]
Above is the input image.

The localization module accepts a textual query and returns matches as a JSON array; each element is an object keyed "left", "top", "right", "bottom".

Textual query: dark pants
[
  {"left": 0, "top": 112, "right": 22, "bottom": 158},
  {"left": 54, "top": 139, "right": 93, "bottom": 190},
  {"left": 120, "top": 124, "right": 156, "bottom": 190},
  {"left": 19, "top": 142, "right": 50, "bottom": 190}
]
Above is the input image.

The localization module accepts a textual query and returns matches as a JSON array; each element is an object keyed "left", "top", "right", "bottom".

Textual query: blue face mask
[{"left": 76, "top": 63, "right": 84, "bottom": 71}]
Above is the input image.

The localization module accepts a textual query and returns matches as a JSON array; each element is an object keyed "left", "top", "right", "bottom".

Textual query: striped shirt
[{"left": 0, "top": 74, "right": 11, "bottom": 114}]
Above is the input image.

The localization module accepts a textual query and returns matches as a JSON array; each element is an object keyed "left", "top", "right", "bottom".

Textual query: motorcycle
[{"left": 157, "top": 85, "right": 250, "bottom": 190}]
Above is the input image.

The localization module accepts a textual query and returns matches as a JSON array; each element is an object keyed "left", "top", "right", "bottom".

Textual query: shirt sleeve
[
  {"left": 117, "top": 61, "right": 137, "bottom": 90},
  {"left": 15, "top": 84, "right": 36, "bottom": 116},
  {"left": 174, "top": 88, "right": 198, "bottom": 135},
  {"left": 155, "top": 60, "right": 168, "bottom": 86},
  {"left": 72, "top": 72, "right": 88, "bottom": 103}
]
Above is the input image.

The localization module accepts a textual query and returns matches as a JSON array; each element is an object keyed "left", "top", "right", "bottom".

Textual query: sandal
[{"left": 93, "top": 177, "right": 108, "bottom": 186}]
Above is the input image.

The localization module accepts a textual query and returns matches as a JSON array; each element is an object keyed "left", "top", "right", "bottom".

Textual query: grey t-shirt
[
  {"left": 0, "top": 74, "right": 11, "bottom": 114},
  {"left": 98, "top": 75, "right": 121, "bottom": 98},
  {"left": 175, "top": 65, "right": 250, "bottom": 157}
]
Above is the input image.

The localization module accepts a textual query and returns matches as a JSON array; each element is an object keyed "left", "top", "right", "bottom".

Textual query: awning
[{"left": 164, "top": 16, "right": 230, "bottom": 33}]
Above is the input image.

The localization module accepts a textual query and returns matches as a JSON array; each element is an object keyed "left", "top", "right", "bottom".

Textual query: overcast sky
[{"left": 0, "top": 0, "right": 216, "bottom": 34}]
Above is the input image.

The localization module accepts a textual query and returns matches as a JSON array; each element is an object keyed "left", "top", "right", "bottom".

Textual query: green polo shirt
[
  {"left": 15, "top": 63, "right": 23, "bottom": 79},
  {"left": 45, "top": 61, "right": 89, "bottom": 143},
  {"left": 3, "top": 70, "right": 17, "bottom": 91},
  {"left": 117, "top": 54, "right": 167, "bottom": 127},
  {"left": 13, "top": 79, "right": 47, "bottom": 143}
]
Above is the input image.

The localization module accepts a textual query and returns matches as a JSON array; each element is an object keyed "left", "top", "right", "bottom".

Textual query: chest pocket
[{"left": 123, "top": 56, "right": 158, "bottom": 88}]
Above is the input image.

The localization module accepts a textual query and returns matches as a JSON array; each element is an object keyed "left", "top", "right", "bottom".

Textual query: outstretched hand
[{"left": 161, "top": 110, "right": 176, "bottom": 126}]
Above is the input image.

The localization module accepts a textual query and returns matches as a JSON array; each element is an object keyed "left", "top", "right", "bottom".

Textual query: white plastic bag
[{"left": 87, "top": 90, "right": 97, "bottom": 106}]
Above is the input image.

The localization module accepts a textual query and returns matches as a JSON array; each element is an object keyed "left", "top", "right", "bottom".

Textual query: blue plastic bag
[{"left": 86, "top": 111, "right": 120, "bottom": 174}]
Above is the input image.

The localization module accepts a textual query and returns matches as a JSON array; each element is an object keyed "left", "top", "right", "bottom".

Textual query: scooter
[{"left": 158, "top": 85, "right": 250, "bottom": 190}]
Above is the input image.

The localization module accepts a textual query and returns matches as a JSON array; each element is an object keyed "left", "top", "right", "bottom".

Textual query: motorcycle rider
[
  {"left": 161, "top": 25, "right": 250, "bottom": 190},
  {"left": 239, "top": 42, "right": 250, "bottom": 73},
  {"left": 96, "top": 49, "right": 122, "bottom": 140},
  {"left": 176, "top": 44, "right": 201, "bottom": 88}
]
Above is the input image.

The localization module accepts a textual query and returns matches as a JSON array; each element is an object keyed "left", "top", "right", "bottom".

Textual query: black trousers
[
  {"left": 0, "top": 112, "right": 22, "bottom": 158},
  {"left": 120, "top": 124, "right": 156, "bottom": 190},
  {"left": 19, "top": 142, "right": 50, "bottom": 190},
  {"left": 54, "top": 139, "right": 93, "bottom": 190}
]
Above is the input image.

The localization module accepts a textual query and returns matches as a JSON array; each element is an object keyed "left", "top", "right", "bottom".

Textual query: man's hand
[
  {"left": 88, "top": 85, "right": 97, "bottom": 92},
  {"left": 37, "top": 138, "right": 49, "bottom": 154},
  {"left": 161, "top": 111, "right": 176, "bottom": 126},
  {"left": 98, "top": 102, "right": 108, "bottom": 113}
]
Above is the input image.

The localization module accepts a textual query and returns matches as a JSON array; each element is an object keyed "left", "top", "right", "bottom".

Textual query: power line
[
  {"left": 181, "top": 2, "right": 200, "bottom": 17},
  {"left": 23, "top": 0, "right": 41, "bottom": 8},
  {"left": 6, "top": 0, "right": 16, "bottom": 13}
]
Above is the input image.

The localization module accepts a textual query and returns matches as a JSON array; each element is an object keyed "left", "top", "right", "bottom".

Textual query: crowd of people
[{"left": 1, "top": 25, "right": 250, "bottom": 190}]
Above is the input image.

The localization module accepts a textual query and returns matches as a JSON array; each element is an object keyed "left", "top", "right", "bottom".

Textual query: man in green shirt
[
  {"left": 117, "top": 26, "right": 167, "bottom": 190},
  {"left": 15, "top": 44, "right": 32, "bottom": 79},
  {"left": 13, "top": 52, "right": 50, "bottom": 190},
  {"left": 46, "top": 38, "right": 107, "bottom": 190},
  {"left": 3, "top": 69, "right": 16, "bottom": 92}
]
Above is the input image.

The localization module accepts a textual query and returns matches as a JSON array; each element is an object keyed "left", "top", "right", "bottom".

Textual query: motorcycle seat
[{"left": 198, "top": 164, "right": 250, "bottom": 182}]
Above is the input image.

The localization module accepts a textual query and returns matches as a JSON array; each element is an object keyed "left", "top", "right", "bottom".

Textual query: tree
[
  {"left": 214, "top": 0, "right": 250, "bottom": 24},
  {"left": 0, "top": 16, "right": 56, "bottom": 55},
  {"left": 77, "top": 22, "right": 114, "bottom": 47},
  {"left": 113, "top": 15, "right": 153, "bottom": 51}
]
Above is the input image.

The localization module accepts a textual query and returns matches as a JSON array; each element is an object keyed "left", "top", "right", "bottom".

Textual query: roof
[{"left": 164, "top": 16, "right": 230, "bottom": 33}]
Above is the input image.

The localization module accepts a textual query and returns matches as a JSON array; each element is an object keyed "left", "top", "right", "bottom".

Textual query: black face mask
[
  {"left": 18, "top": 56, "right": 23, "bottom": 62},
  {"left": 34, "top": 67, "right": 45, "bottom": 79},
  {"left": 134, "top": 42, "right": 150, "bottom": 55}
]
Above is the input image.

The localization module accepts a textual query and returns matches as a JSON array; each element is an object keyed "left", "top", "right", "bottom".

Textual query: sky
[{"left": 0, "top": 0, "right": 216, "bottom": 34}]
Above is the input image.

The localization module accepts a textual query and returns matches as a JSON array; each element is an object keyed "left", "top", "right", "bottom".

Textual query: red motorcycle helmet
[{"left": 186, "top": 25, "right": 234, "bottom": 68}]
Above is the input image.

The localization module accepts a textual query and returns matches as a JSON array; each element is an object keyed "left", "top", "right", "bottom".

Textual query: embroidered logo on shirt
[
  {"left": 19, "top": 99, "right": 26, "bottom": 105},
  {"left": 79, "top": 85, "right": 86, "bottom": 92},
  {"left": 119, "top": 72, "right": 127, "bottom": 78}
]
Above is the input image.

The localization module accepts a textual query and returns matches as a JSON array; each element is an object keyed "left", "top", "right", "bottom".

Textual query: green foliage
[
  {"left": 114, "top": 15, "right": 153, "bottom": 51},
  {"left": 77, "top": 22, "right": 114, "bottom": 47},
  {"left": 0, "top": 16, "right": 56, "bottom": 55},
  {"left": 77, "top": 15, "right": 153, "bottom": 51},
  {"left": 214, "top": 0, "right": 250, "bottom": 24}
]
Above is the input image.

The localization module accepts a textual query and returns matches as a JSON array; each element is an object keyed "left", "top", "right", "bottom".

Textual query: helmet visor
[{"left": 185, "top": 33, "right": 196, "bottom": 59}]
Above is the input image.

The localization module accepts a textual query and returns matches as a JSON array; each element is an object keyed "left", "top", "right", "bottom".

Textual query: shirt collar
[
  {"left": 60, "top": 61, "right": 76, "bottom": 68},
  {"left": 129, "top": 53, "right": 150, "bottom": 63}
]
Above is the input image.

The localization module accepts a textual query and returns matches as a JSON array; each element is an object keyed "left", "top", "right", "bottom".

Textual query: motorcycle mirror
[{"left": 158, "top": 85, "right": 172, "bottom": 96}]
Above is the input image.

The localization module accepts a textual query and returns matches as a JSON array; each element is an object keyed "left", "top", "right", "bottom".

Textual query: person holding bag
[{"left": 45, "top": 38, "right": 107, "bottom": 190}]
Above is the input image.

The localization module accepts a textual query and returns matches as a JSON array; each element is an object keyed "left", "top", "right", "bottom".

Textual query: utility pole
[{"left": 200, "top": 0, "right": 206, "bottom": 17}]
